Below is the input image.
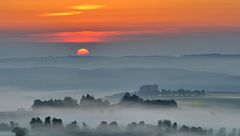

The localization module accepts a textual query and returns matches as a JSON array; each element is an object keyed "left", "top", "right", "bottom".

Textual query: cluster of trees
[
  {"left": 29, "top": 117, "right": 64, "bottom": 130},
  {"left": 32, "top": 95, "right": 110, "bottom": 108},
  {"left": 10, "top": 117, "right": 240, "bottom": 136},
  {"left": 119, "top": 93, "right": 178, "bottom": 107},
  {"left": 136, "top": 84, "right": 206, "bottom": 97},
  {"left": 161, "top": 89, "right": 206, "bottom": 97},
  {"left": 0, "top": 121, "right": 27, "bottom": 136},
  {"left": 32, "top": 97, "right": 79, "bottom": 108},
  {"left": 137, "top": 84, "right": 160, "bottom": 97},
  {"left": 0, "top": 121, "right": 18, "bottom": 131},
  {"left": 32, "top": 93, "right": 178, "bottom": 109},
  {"left": 80, "top": 94, "right": 111, "bottom": 107}
]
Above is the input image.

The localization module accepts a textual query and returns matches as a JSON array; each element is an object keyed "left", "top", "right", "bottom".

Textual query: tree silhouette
[
  {"left": 12, "top": 127, "right": 28, "bottom": 136},
  {"left": 44, "top": 116, "right": 51, "bottom": 127}
]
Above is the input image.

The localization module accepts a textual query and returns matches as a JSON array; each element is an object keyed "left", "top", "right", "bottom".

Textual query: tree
[
  {"left": 98, "top": 121, "right": 108, "bottom": 130},
  {"left": 12, "top": 127, "right": 28, "bottom": 136},
  {"left": 127, "top": 122, "right": 137, "bottom": 130},
  {"left": 207, "top": 128, "right": 214, "bottom": 136},
  {"left": 82, "top": 122, "right": 89, "bottom": 130},
  {"left": 172, "top": 122, "right": 177, "bottom": 131},
  {"left": 52, "top": 118, "right": 63, "bottom": 128},
  {"left": 30, "top": 117, "right": 43, "bottom": 129},
  {"left": 138, "top": 121, "right": 145, "bottom": 127},
  {"left": 109, "top": 121, "right": 119, "bottom": 129},
  {"left": 10, "top": 121, "right": 17, "bottom": 129},
  {"left": 44, "top": 116, "right": 51, "bottom": 127},
  {"left": 217, "top": 127, "right": 226, "bottom": 136},
  {"left": 29, "top": 118, "right": 36, "bottom": 129},
  {"left": 65, "top": 121, "right": 79, "bottom": 131},
  {"left": 163, "top": 120, "right": 171, "bottom": 131},
  {"left": 158, "top": 120, "right": 163, "bottom": 128},
  {"left": 229, "top": 128, "right": 237, "bottom": 136},
  {"left": 180, "top": 125, "right": 190, "bottom": 132},
  {"left": 63, "top": 97, "right": 79, "bottom": 107}
]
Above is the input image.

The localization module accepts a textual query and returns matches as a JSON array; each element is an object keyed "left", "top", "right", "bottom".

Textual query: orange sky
[
  {"left": 1, "top": 0, "right": 240, "bottom": 43},
  {"left": 1, "top": 0, "right": 240, "bottom": 29}
]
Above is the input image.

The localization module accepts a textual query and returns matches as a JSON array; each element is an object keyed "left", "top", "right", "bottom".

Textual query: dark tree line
[
  {"left": 161, "top": 89, "right": 205, "bottom": 97},
  {"left": 32, "top": 93, "right": 178, "bottom": 109},
  {"left": 32, "top": 95, "right": 110, "bottom": 109},
  {"left": 119, "top": 93, "right": 177, "bottom": 107},
  {"left": 32, "top": 97, "right": 79, "bottom": 108},
  {"left": 136, "top": 84, "right": 206, "bottom": 97}
]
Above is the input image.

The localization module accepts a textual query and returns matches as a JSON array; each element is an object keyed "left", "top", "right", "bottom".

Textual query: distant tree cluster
[
  {"left": 32, "top": 97, "right": 79, "bottom": 108},
  {"left": 80, "top": 94, "right": 111, "bottom": 107},
  {"left": 29, "top": 116, "right": 64, "bottom": 130},
  {"left": 32, "top": 95, "right": 110, "bottom": 109},
  {"left": 10, "top": 117, "right": 240, "bottom": 136},
  {"left": 137, "top": 84, "right": 160, "bottom": 97},
  {"left": 32, "top": 93, "right": 177, "bottom": 109},
  {"left": 161, "top": 89, "right": 206, "bottom": 97},
  {"left": 119, "top": 93, "right": 177, "bottom": 107},
  {"left": 136, "top": 84, "right": 206, "bottom": 97}
]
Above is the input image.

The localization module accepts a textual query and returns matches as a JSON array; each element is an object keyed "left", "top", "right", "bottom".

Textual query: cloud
[
  {"left": 41, "top": 11, "right": 82, "bottom": 16},
  {"left": 70, "top": 4, "right": 106, "bottom": 10},
  {"left": 28, "top": 29, "right": 178, "bottom": 43},
  {"left": 30, "top": 31, "right": 122, "bottom": 43}
]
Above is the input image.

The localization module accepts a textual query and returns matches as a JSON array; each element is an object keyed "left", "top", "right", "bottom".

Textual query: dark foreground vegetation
[
  {"left": 5, "top": 116, "right": 240, "bottom": 136},
  {"left": 32, "top": 93, "right": 177, "bottom": 109}
]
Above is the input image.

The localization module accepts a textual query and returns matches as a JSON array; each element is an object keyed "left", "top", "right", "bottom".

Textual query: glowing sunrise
[
  {"left": 0, "top": 1, "right": 240, "bottom": 136},
  {"left": 76, "top": 48, "right": 90, "bottom": 56}
]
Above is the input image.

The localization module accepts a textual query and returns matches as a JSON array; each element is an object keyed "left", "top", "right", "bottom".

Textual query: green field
[{"left": 162, "top": 92, "right": 240, "bottom": 110}]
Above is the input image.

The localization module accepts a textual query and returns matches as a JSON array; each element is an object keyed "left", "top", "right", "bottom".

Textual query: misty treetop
[{"left": 32, "top": 93, "right": 177, "bottom": 109}]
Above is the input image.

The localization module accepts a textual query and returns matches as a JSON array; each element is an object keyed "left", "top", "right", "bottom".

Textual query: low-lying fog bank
[
  {"left": 0, "top": 91, "right": 240, "bottom": 131},
  {"left": 1, "top": 106, "right": 240, "bottom": 130},
  {"left": 4, "top": 115, "right": 240, "bottom": 136}
]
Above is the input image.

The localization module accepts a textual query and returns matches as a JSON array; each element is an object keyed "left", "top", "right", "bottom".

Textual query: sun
[{"left": 76, "top": 48, "right": 90, "bottom": 56}]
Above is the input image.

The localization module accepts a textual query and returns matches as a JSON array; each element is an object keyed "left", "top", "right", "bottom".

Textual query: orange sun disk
[{"left": 76, "top": 48, "right": 90, "bottom": 56}]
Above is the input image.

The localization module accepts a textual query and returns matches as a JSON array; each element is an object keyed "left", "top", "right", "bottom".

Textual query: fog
[
  {"left": 1, "top": 91, "right": 240, "bottom": 130},
  {"left": 0, "top": 55, "right": 240, "bottom": 136}
]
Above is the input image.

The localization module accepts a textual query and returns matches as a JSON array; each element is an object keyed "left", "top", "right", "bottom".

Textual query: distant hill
[
  {"left": 0, "top": 55, "right": 240, "bottom": 75},
  {"left": 182, "top": 54, "right": 240, "bottom": 58},
  {"left": 0, "top": 67, "right": 239, "bottom": 91}
]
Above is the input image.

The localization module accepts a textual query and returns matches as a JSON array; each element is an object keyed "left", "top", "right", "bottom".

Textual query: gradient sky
[{"left": 0, "top": 0, "right": 240, "bottom": 57}]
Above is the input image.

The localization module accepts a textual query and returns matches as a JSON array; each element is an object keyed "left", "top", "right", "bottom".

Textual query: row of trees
[
  {"left": 119, "top": 93, "right": 178, "bottom": 107},
  {"left": 161, "top": 89, "right": 206, "bottom": 97},
  {"left": 136, "top": 84, "right": 206, "bottom": 97},
  {"left": 29, "top": 117, "right": 64, "bottom": 129},
  {"left": 32, "top": 94, "right": 111, "bottom": 108},
  {"left": 10, "top": 117, "right": 240, "bottom": 136},
  {"left": 32, "top": 93, "right": 178, "bottom": 109}
]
